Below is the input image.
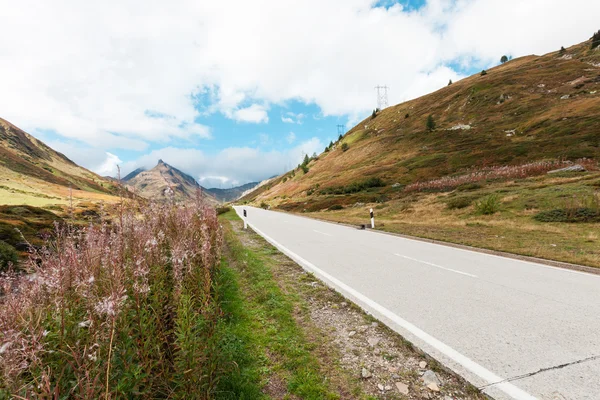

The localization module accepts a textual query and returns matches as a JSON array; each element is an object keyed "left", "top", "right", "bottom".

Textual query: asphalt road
[{"left": 234, "top": 206, "right": 600, "bottom": 400}]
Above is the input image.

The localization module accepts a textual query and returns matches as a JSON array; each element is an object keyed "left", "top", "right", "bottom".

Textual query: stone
[
  {"left": 374, "top": 348, "right": 381, "bottom": 355},
  {"left": 361, "top": 368, "right": 372, "bottom": 379},
  {"left": 388, "top": 366, "right": 398, "bottom": 373},
  {"left": 367, "top": 337, "right": 380, "bottom": 347},
  {"left": 560, "top": 94, "right": 570, "bottom": 100},
  {"left": 395, "top": 382, "right": 410, "bottom": 395},
  {"left": 348, "top": 331, "right": 356, "bottom": 337},
  {"left": 422, "top": 370, "right": 442, "bottom": 389},
  {"left": 548, "top": 164, "right": 586, "bottom": 174},
  {"left": 340, "top": 302, "right": 348, "bottom": 307},
  {"left": 391, "top": 373, "right": 400, "bottom": 380},
  {"left": 391, "top": 183, "right": 402, "bottom": 188},
  {"left": 419, "top": 361, "right": 427, "bottom": 369},
  {"left": 385, "top": 385, "right": 392, "bottom": 391},
  {"left": 378, "top": 384, "right": 384, "bottom": 391}
]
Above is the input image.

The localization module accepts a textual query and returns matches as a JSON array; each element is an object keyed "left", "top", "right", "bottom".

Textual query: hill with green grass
[
  {"left": 242, "top": 37, "right": 600, "bottom": 209},
  {"left": 240, "top": 36, "right": 600, "bottom": 269}
]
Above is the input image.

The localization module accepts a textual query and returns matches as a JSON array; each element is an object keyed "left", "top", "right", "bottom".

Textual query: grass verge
[{"left": 216, "top": 211, "right": 341, "bottom": 399}]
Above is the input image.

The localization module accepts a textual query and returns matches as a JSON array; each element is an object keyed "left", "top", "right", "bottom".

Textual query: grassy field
[{"left": 296, "top": 171, "right": 600, "bottom": 268}]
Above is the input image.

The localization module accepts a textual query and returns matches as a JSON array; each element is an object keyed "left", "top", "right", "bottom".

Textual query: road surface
[{"left": 234, "top": 206, "right": 600, "bottom": 400}]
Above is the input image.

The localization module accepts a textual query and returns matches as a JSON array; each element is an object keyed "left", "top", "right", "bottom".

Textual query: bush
[
  {"left": 371, "top": 109, "right": 377, "bottom": 119},
  {"left": 319, "top": 177, "right": 385, "bottom": 195},
  {"left": 426, "top": 115, "right": 435, "bottom": 131},
  {"left": 0, "top": 203, "right": 224, "bottom": 398},
  {"left": 260, "top": 201, "right": 269, "bottom": 209},
  {"left": 500, "top": 55, "right": 508, "bottom": 63},
  {"left": 328, "top": 204, "right": 344, "bottom": 211},
  {"left": 475, "top": 194, "right": 501, "bottom": 215},
  {"left": 448, "top": 79, "right": 452, "bottom": 86},
  {"left": 559, "top": 46, "right": 566, "bottom": 55},
  {"left": 534, "top": 208, "right": 600, "bottom": 223},
  {"left": 405, "top": 113, "right": 410, "bottom": 119},
  {"left": 0, "top": 240, "right": 18, "bottom": 272},
  {"left": 301, "top": 164, "right": 309, "bottom": 174},
  {"left": 341, "top": 143, "right": 349, "bottom": 152},
  {"left": 216, "top": 206, "right": 231, "bottom": 215},
  {"left": 591, "top": 30, "right": 600, "bottom": 50},
  {"left": 481, "top": 70, "right": 487, "bottom": 76},
  {"left": 446, "top": 196, "right": 474, "bottom": 210}
]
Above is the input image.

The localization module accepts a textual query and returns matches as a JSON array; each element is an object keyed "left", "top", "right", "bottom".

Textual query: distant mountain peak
[{"left": 157, "top": 159, "right": 165, "bottom": 165}]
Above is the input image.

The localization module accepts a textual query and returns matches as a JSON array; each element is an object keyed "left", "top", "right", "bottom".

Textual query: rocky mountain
[
  {"left": 124, "top": 160, "right": 217, "bottom": 204},
  {"left": 241, "top": 36, "right": 600, "bottom": 208},
  {"left": 205, "top": 182, "right": 259, "bottom": 202}
]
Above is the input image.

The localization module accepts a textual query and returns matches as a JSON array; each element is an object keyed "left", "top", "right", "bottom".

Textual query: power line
[{"left": 375, "top": 85, "right": 389, "bottom": 110}]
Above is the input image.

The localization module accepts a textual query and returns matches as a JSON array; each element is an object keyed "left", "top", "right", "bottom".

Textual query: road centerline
[
  {"left": 313, "top": 229, "right": 333, "bottom": 236},
  {"left": 395, "top": 254, "right": 478, "bottom": 278}
]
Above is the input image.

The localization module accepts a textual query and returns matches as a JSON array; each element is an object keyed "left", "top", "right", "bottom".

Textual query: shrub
[
  {"left": 500, "top": 55, "right": 508, "bottom": 63},
  {"left": 341, "top": 143, "right": 349, "bottom": 152},
  {"left": 591, "top": 30, "right": 600, "bottom": 50},
  {"left": 328, "top": 204, "right": 344, "bottom": 211},
  {"left": 426, "top": 115, "right": 435, "bottom": 131},
  {"left": 475, "top": 194, "right": 501, "bottom": 215},
  {"left": 0, "top": 240, "right": 18, "bottom": 272},
  {"left": 0, "top": 202, "right": 223, "bottom": 398},
  {"left": 481, "top": 70, "right": 487, "bottom": 76},
  {"left": 319, "top": 177, "right": 385, "bottom": 195},
  {"left": 301, "top": 164, "right": 309, "bottom": 174},
  {"left": 260, "top": 201, "right": 269, "bottom": 209},
  {"left": 338, "top": 134, "right": 343, "bottom": 141},
  {"left": 534, "top": 208, "right": 600, "bottom": 223},
  {"left": 446, "top": 196, "right": 474, "bottom": 210},
  {"left": 448, "top": 79, "right": 453, "bottom": 86},
  {"left": 216, "top": 205, "right": 231, "bottom": 215},
  {"left": 405, "top": 113, "right": 410, "bottom": 119},
  {"left": 371, "top": 109, "right": 377, "bottom": 119},
  {"left": 559, "top": 46, "right": 566, "bottom": 55}
]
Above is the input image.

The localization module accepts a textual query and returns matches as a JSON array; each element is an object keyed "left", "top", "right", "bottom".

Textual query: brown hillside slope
[
  {"left": 243, "top": 38, "right": 600, "bottom": 205},
  {"left": 0, "top": 118, "right": 125, "bottom": 207},
  {"left": 240, "top": 38, "right": 600, "bottom": 269}
]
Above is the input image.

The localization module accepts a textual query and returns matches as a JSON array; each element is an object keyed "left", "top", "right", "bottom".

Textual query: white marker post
[
  {"left": 243, "top": 209, "right": 248, "bottom": 229},
  {"left": 370, "top": 208, "right": 375, "bottom": 229}
]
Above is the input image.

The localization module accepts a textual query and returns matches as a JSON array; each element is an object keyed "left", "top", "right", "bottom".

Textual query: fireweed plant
[{"left": 0, "top": 200, "right": 223, "bottom": 399}]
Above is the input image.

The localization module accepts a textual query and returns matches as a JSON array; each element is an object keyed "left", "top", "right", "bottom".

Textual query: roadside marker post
[
  {"left": 243, "top": 209, "right": 247, "bottom": 229},
  {"left": 370, "top": 208, "right": 375, "bottom": 229}
]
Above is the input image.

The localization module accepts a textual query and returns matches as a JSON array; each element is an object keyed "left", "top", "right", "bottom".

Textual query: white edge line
[
  {"left": 233, "top": 209, "right": 537, "bottom": 400},
  {"left": 396, "top": 254, "right": 478, "bottom": 278}
]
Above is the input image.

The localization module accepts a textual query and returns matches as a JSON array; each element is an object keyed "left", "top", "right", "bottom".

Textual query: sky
[{"left": 1, "top": 0, "right": 599, "bottom": 188}]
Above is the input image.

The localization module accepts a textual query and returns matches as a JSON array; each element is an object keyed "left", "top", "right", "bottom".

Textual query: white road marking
[
  {"left": 313, "top": 229, "right": 333, "bottom": 236},
  {"left": 395, "top": 254, "right": 478, "bottom": 278},
  {"left": 238, "top": 214, "right": 536, "bottom": 400}
]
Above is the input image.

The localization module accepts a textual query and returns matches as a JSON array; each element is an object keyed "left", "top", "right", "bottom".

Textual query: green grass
[{"left": 217, "top": 211, "right": 339, "bottom": 399}]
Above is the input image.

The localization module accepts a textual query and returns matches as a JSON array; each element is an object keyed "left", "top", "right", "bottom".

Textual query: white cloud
[
  {"left": 2, "top": 0, "right": 600, "bottom": 182},
  {"left": 287, "top": 132, "right": 296, "bottom": 144},
  {"left": 94, "top": 152, "right": 123, "bottom": 177},
  {"left": 282, "top": 116, "right": 295, "bottom": 124},
  {"left": 232, "top": 104, "right": 269, "bottom": 123},
  {"left": 121, "top": 138, "right": 324, "bottom": 187}
]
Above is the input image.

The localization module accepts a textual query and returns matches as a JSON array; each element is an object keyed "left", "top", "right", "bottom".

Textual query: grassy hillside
[{"left": 241, "top": 37, "right": 600, "bottom": 268}]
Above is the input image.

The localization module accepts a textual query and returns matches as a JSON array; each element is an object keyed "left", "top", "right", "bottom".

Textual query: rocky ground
[{"left": 232, "top": 220, "right": 487, "bottom": 400}]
